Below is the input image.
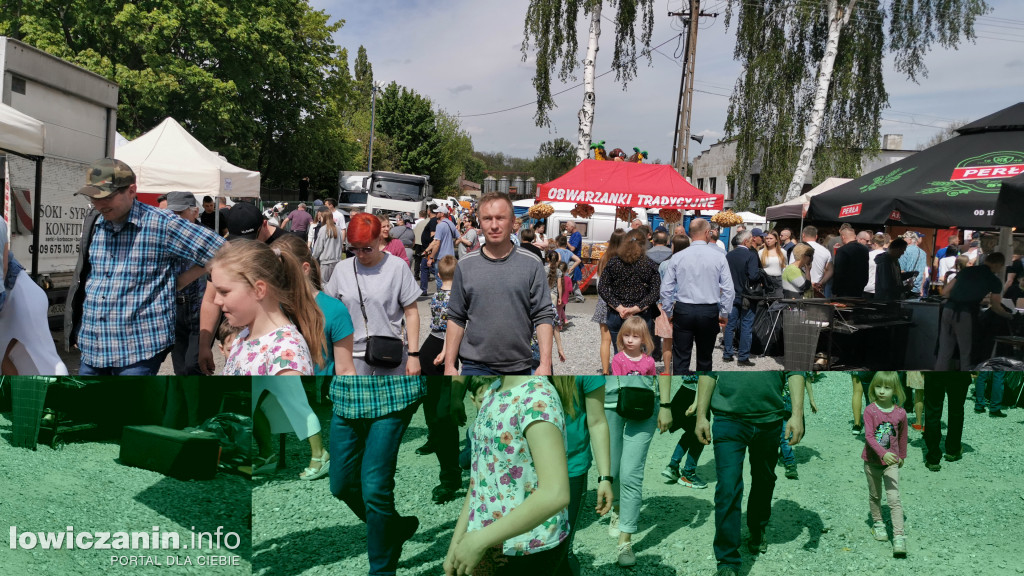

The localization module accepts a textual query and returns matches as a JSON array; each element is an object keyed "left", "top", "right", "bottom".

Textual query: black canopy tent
[{"left": 808, "top": 102, "right": 1024, "bottom": 228}]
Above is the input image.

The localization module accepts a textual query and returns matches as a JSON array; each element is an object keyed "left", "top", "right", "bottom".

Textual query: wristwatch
[
  {"left": 660, "top": 402, "right": 672, "bottom": 408},
  {"left": 598, "top": 475, "right": 614, "bottom": 484},
  {"left": 407, "top": 352, "right": 421, "bottom": 358}
]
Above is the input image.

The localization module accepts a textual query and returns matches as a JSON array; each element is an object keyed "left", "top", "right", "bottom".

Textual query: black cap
[{"left": 226, "top": 202, "right": 264, "bottom": 240}]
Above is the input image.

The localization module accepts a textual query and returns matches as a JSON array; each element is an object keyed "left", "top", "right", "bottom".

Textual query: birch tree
[
  {"left": 522, "top": 0, "right": 655, "bottom": 163},
  {"left": 723, "top": 0, "right": 989, "bottom": 209}
]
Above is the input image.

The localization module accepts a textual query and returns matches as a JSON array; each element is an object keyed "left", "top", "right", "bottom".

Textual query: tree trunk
[
  {"left": 784, "top": 0, "right": 856, "bottom": 202},
  {"left": 576, "top": 4, "right": 602, "bottom": 164}
]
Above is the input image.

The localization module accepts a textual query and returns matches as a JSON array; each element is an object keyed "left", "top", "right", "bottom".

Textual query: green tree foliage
[
  {"left": 521, "top": 0, "right": 654, "bottom": 127},
  {"left": 532, "top": 138, "right": 576, "bottom": 181},
  {"left": 723, "top": 0, "right": 988, "bottom": 211}
]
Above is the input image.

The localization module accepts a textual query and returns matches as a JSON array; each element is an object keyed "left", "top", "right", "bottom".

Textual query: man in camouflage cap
[{"left": 64, "top": 158, "right": 227, "bottom": 375}]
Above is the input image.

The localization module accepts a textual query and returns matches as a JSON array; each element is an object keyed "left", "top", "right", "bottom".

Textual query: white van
[{"left": 512, "top": 200, "right": 649, "bottom": 245}]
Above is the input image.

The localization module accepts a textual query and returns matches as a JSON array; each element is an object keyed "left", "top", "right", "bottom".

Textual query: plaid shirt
[
  {"left": 78, "top": 201, "right": 226, "bottom": 367},
  {"left": 330, "top": 376, "right": 426, "bottom": 419}
]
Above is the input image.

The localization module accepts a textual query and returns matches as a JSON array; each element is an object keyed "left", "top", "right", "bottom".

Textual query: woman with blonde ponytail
[{"left": 207, "top": 239, "right": 329, "bottom": 479}]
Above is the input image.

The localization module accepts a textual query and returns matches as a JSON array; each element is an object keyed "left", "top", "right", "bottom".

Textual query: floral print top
[
  {"left": 468, "top": 377, "right": 569, "bottom": 555},
  {"left": 223, "top": 323, "right": 314, "bottom": 376},
  {"left": 429, "top": 288, "right": 451, "bottom": 335}
]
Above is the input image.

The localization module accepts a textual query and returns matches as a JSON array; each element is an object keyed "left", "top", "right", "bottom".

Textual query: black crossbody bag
[
  {"left": 352, "top": 260, "right": 404, "bottom": 368},
  {"left": 614, "top": 376, "right": 656, "bottom": 420}
]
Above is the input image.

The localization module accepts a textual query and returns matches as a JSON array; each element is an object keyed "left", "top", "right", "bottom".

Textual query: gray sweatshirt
[
  {"left": 447, "top": 246, "right": 554, "bottom": 372},
  {"left": 311, "top": 227, "right": 344, "bottom": 265}
]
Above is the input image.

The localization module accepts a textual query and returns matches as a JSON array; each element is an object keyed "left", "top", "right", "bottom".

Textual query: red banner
[
  {"left": 838, "top": 203, "right": 862, "bottom": 218},
  {"left": 950, "top": 164, "right": 1024, "bottom": 181}
]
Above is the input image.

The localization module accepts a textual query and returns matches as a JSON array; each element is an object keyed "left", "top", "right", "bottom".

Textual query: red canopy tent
[{"left": 537, "top": 159, "right": 724, "bottom": 210}]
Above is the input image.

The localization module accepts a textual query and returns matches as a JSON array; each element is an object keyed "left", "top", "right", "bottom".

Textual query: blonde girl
[
  {"left": 592, "top": 230, "right": 627, "bottom": 374},
  {"left": 861, "top": 371, "right": 908, "bottom": 558},
  {"left": 207, "top": 239, "right": 326, "bottom": 476},
  {"left": 444, "top": 375, "right": 571, "bottom": 576},
  {"left": 311, "top": 209, "right": 343, "bottom": 283},
  {"left": 611, "top": 316, "right": 656, "bottom": 377}
]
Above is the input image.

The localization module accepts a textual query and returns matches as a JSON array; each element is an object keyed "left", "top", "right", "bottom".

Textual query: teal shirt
[
  {"left": 566, "top": 376, "right": 606, "bottom": 477},
  {"left": 315, "top": 291, "right": 355, "bottom": 376},
  {"left": 708, "top": 371, "right": 803, "bottom": 423}
]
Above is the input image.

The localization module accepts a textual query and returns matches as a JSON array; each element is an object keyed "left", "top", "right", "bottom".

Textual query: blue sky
[{"left": 317, "top": 0, "right": 1024, "bottom": 163}]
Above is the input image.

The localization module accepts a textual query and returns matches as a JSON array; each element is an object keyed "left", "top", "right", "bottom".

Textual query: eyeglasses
[{"left": 352, "top": 246, "right": 376, "bottom": 254}]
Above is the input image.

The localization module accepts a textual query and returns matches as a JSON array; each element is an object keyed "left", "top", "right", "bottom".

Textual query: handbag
[
  {"left": 614, "top": 377, "right": 656, "bottom": 421},
  {"left": 352, "top": 260, "right": 405, "bottom": 368}
]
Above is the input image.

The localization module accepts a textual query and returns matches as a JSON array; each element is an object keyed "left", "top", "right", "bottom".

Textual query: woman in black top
[{"left": 598, "top": 229, "right": 662, "bottom": 353}]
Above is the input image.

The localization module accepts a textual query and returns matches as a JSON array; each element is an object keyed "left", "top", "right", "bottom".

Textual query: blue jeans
[
  {"left": 459, "top": 359, "right": 531, "bottom": 376},
  {"left": 712, "top": 416, "right": 783, "bottom": 569},
  {"left": 80, "top": 349, "right": 168, "bottom": 376},
  {"left": 329, "top": 407, "right": 414, "bottom": 576},
  {"left": 722, "top": 303, "right": 755, "bottom": 361},
  {"left": 605, "top": 405, "right": 657, "bottom": 534},
  {"left": 419, "top": 258, "right": 440, "bottom": 292},
  {"left": 778, "top": 397, "right": 795, "bottom": 465},
  {"left": 975, "top": 372, "right": 1004, "bottom": 411}
]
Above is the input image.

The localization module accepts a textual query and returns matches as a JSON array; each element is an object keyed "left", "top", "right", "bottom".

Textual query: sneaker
[
  {"left": 431, "top": 484, "right": 459, "bottom": 505},
  {"left": 871, "top": 521, "right": 888, "bottom": 541},
  {"left": 616, "top": 541, "right": 636, "bottom": 567},
  {"left": 892, "top": 535, "right": 907, "bottom": 558},
  {"left": 747, "top": 529, "right": 767, "bottom": 554},
  {"left": 990, "top": 410, "right": 1007, "bottom": 418},
  {"left": 943, "top": 451, "right": 963, "bottom": 462},
  {"left": 607, "top": 510, "right": 620, "bottom": 538},
  {"left": 784, "top": 464, "right": 799, "bottom": 480},
  {"left": 911, "top": 423, "right": 923, "bottom": 431},
  {"left": 925, "top": 461, "right": 942, "bottom": 472},
  {"left": 678, "top": 473, "right": 708, "bottom": 489},
  {"left": 974, "top": 406, "right": 986, "bottom": 414},
  {"left": 737, "top": 359, "right": 756, "bottom": 367},
  {"left": 661, "top": 465, "right": 681, "bottom": 483},
  {"left": 714, "top": 568, "right": 739, "bottom": 576},
  {"left": 852, "top": 424, "right": 863, "bottom": 435},
  {"left": 415, "top": 442, "right": 435, "bottom": 456},
  {"left": 722, "top": 356, "right": 735, "bottom": 363}
]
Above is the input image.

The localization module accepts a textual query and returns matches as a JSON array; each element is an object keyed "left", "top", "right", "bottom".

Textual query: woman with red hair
[{"left": 323, "top": 212, "right": 422, "bottom": 376}]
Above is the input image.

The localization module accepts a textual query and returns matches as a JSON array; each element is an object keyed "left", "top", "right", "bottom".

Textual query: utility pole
[
  {"left": 367, "top": 82, "right": 379, "bottom": 172},
  {"left": 669, "top": 0, "right": 717, "bottom": 178}
]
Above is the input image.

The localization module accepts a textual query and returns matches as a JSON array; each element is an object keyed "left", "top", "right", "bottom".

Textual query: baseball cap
[
  {"left": 901, "top": 231, "right": 920, "bottom": 241},
  {"left": 751, "top": 227, "right": 765, "bottom": 237},
  {"left": 436, "top": 205, "right": 449, "bottom": 214},
  {"left": 313, "top": 199, "right": 324, "bottom": 207},
  {"left": 77, "top": 158, "right": 136, "bottom": 198},
  {"left": 165, "top": 191, "right": 197, "bottom": 212},
  {"left": 226, "top": 201, "right": 265, "bottom": 240},
  {"left": 654, "top": 225, "right": 668, "bottom": 234}
]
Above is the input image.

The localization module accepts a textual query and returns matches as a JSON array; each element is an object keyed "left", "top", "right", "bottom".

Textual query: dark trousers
[
  {"left": 924, "top": 377, "right": 969, "bottom": 465},
  {"left": 329, "top": 407, "right": 414, "bottom": 576},
  {"left": 672, "top": 302, "right": 720, "bottom": 373},
  {"left": 172, "top": 300, "right": 203, "bottom": 376},
  {"left": 554, "top": 473, "right": 588, "bottom": 576},
  {"left": 422, "top": 376, "right": 462, "bottom": 489},
  {"left": 712, "top": 416, "right": 782, "bottom": 569}
]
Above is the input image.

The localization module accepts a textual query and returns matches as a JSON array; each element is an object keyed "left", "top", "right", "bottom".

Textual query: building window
[
  {"left": 11, "top": 76, "right": 26, "bottom": 95},
  {"left": 709, "top": 177, "right": 717, "bottom": 194},
  {"left": 697, "top": 178, "right": 704, "bottom": 190},
  {"left": 751, "top": 173, "right": 760, "bottom": 196}
]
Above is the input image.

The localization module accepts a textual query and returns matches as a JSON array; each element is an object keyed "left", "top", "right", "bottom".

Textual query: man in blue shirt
[
  {"left": 898, "top": 231, "right": 928, "bottom": 298},
  {"left": 565, "top": 220, "right": 585, "bottom": 302},
  {"left": 660, "top": 218, "right": 734, "bottom": 373},
  {"left": 66, "top": 159, "right": 226, "bottom": 375}
]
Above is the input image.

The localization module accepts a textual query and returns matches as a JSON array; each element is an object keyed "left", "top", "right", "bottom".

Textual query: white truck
[
  {"left": 338, "top": 170, "right": 433, "bottom": 217},
  {"left": 1, "top": 37, "right": 118, "bottom": 321}
]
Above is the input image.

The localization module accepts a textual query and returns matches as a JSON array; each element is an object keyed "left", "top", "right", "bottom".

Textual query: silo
[
  {"left": 483, "top": 175, "right": 496, "bottom": 193},
  {"left": 498, "top": 176, "right": 510, "bottom": 194},
  {"left": 525, "top": 177, "right": 536, "bottom": 198},
  {"left": 512, "top": 176, "right": 525, "bottom": 197}
]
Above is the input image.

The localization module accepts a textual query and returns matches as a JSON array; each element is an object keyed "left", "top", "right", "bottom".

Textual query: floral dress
[
  {"left": 468, "top": 377, "right": 570, "bottom": 555},
  {"left": 223, "top": 324, "right": 314, "bottom": 376}
]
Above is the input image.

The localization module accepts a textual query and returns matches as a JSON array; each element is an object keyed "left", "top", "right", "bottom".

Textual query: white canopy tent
[
  {"left": 1, "top": 102, "right": 46, "bottom": 276},
  {"left": 764, "top": 177, "right": 851, "bottom": 221},
  {"left": 0, "top": 102, "right": 45, "bottom": 157},
  {"left": 115, "top": 117, "right": 260, "bottom": 200}
]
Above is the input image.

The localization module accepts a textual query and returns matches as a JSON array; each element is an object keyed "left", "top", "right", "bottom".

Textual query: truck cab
[{"left": 338, "top": 170, "right": 432, "bottom": 218}]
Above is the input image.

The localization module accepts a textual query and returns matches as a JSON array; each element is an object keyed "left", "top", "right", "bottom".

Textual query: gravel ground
[
  {"left": 0, "top": 410, "right": 251, "bottom": 576},
  {"left": 252, "top": 372, "right": 1023, "bottom": 576},
  {"left": 49, "top": 284, "right": 780, "bottom": 377}
]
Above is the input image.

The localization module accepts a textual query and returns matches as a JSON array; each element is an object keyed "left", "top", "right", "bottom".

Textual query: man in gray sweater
[
  {"left": 444, "top": 193, "right": 554, "bottom": 375},
  {"left": 695, "top": 372, "right": 805, "bottom": 576}
]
